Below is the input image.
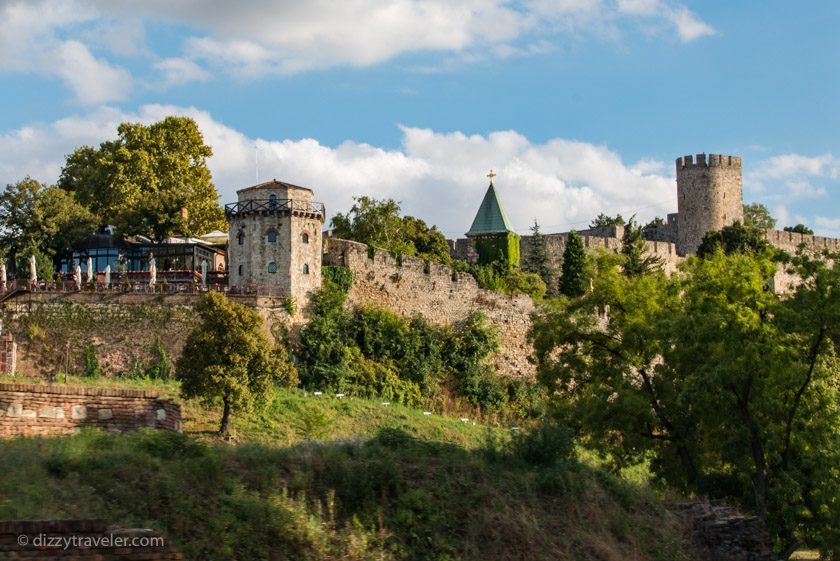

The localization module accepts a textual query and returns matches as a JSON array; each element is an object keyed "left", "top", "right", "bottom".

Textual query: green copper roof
[{"left": 466, "top": 183, "right": 515, "bottom": 236}]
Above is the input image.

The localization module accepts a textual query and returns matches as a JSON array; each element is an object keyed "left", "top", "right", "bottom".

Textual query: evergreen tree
[
  {"left": 621, "top": 217, "right": 663, "bottom": 276},
  {"left": 523, "top": 220, "right": 554, "bottom": 287},
  {"left": 559, "top": 230, "right": 587, "bottom": 297}
]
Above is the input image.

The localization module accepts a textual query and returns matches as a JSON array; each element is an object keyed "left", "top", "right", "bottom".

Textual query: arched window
[
  {"left": 268, "top": 194, "right": 277, "bottom": 209},
  {"left": 237, "top": 230, "right": 245, "bottom": 245},
  {"left": 268, "top": 262, "right": 277, "bottom": 273},
  {"left": 301, "top": 232, "right": 309, "bottom": 244},
  {"left": 302, "top": 263, "right": 310, "bottom": 274},
  {"left": 238, "top": 264, "right": 244, "bottom": 276},
  {"left": 267, "top": 229, "right": 277, "bottom": 243}
]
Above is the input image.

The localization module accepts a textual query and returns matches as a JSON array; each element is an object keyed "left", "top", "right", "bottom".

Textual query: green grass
[{"left": 0, "top": 376, "right": 699, "bottom": 561}]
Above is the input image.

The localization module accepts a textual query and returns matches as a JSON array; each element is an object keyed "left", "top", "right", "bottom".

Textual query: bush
[
  {"left": 82, "top": 344, "right": 101, "bottom": 378},
  {"left": 322, "top": 266, "right": 354, "bottom": 293}
]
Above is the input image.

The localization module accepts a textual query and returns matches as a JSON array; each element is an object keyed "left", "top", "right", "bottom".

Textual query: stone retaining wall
[
  {"left": 324, "top": 238, "right": 536, "bottom": 379},
  {"left": 0, "top": 519, "right": 181, "bottom": 560},
  {"left": 0, "top": 383, "right": 181, "bottom": 437},
  {"left": 675, "top": 502, "right": 773, "bottom": 561}
]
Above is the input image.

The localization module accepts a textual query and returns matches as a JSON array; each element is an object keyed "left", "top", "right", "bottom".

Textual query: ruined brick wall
[
  {"left": 0, "top": 382, "right": 181, "bottom": 437},
  {"left": 0, "top": 519, "right": 182, "bottom": 560},
  {"left": 323, "top": 238, "right": 536, "bottom": 379},
  {"left": 676, "top": 154, "right": 744, "bottom": 256}
]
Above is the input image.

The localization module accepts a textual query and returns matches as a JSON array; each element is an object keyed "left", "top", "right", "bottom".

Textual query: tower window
[
  {"left": 302, "top": 263, "right": 310, "bottom": 274},
  {"left": 268, "top": 194, "right": 277, "bottom": 209},
  {"left": 238, "top": 264, "right": 243, "bottom": 276},
  {"left": 267, "top": 229, "right": 277, "bottom": 243},
  {"left": 237, "top": 230, "right": 245, "bottom": 245},
  {"left": 268, "top": 262, "right": 277, "bottom": 273},
  {"left": 302, "top": 232, "right": 309, "bottom": 244}
]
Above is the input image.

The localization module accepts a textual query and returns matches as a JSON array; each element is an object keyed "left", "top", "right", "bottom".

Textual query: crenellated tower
[
  {"left": 675, "top": 153, "right": 743, "bottom": 255},
  {"left": 225, "top": 180, "right": 325, "bottom": 303}
]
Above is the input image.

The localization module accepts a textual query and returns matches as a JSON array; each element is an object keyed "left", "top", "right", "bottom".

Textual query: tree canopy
[
  {"left": 589, "top": 213, "right": 625, "bottom": 229},
  {"left": 176, "top": 292, "right": 298, "bottom": 435},
  {"left": 558, "top": 230, "right": 588, "bottom": 297},
  {"left": 743, "top": 202, "right": 777, "bottom": 231},
  {"left": 523, "top": 220, "right": 554, "bottom": 287},
  {"left": 331, "top": 196, "right": 451, "bottom": 263},
  {"left": 621, "top": 217, "right": 663, "bottom": 276},
  {"left": 784, "top": 224, "right": 814, "bottom": 235},
  {"left": 696, "top": 220, "right": 772, "bottom": 258},
  {"left": 530, "top": 249, "right": 840, "bottom": 557},
  {"left": 0, "top": 177, "right": 97, "bottom": 271},
  {"left": 58, "top": 116, "right": 226, "bottom": 241}
]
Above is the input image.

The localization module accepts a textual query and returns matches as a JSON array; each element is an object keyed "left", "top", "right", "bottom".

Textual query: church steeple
[{"left": 466, "top": 170, "right": 515, "bottom": 237}]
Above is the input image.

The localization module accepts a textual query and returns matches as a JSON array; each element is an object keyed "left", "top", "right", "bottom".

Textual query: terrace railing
[{"left": 225, "top": 198, "right": 325, "bottom": 220}]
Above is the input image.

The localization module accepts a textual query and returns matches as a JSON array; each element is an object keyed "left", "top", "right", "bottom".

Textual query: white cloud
[
  {"left": 667, "top": 7, "right": 715, "bottom": 42},
  {"left": 0, "top": 1, "right": 131, "bottom": 103},
  {"left": 153, "top": 57, "right": 211, "bottom": 87},
  {"left": 55, "top": 41, "right": 133, "bottom": 104},
  {"left": 747, "top": 153, "right": 838, "bottom": 205},
  {"left": 0, "top": 105, "right": 676, "bottom": 236}
]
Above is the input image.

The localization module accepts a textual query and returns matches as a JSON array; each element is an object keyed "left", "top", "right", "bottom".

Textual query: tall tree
[
  {"left": 621, "top": 217, "right": 663, "bottom": 276},
  {"left": 331, "top": 196, "right": 451, "bottom": 263},
  {"left": 784, "top": 224, "right": 814, "bottom": 235},
  {"left": 58, "top": 116, "right": 226, "bottom": 241},
  {"left": 697, "top": 220, "right": 771, "bottom": 258},
  {"left": 530, "top": 250, "right": 840, "bottom": 557},
  {"left": 0, "top": 177, "right": 96, "bottom": 271},
  {"left": 589, "top": 213, "right": 625, "bottom": 229},
  {"left": 176, "top": 292, "right": 298, "bottom": 435},
  {"left": 743, "top": 202, "right": 777, "bottom": 231},
  {"left": 558, "top": 230, "right": 588, "bottom": 297},
  {"left": 523, "top": 220, "right": 554, "bottom": 287}
]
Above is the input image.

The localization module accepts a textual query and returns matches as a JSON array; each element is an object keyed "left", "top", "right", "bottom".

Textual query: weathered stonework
[
  {"left": 0, "top": 382, "right": 181, "bottom": 437},
  {"left": 676, "top": 153, "right": 744, "bottom": 256},
  {"left": 226, "top": 180, "right": 324, "bottom": 303},
  {"left": 324, "top": 238, "right": 536, "bottom": 379}
]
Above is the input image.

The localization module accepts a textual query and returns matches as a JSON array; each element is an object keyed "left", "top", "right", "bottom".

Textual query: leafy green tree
[
  {"left": 530, "top": 250, "right": 840, "bottom": 557},
  {"left": 176, "top": 292, "right": 298, "bottom": 435},
  {"left": 589, "top": 213, "right": 625, "bottom": 229},
  {"left": 743, "top": 202, "right": 777, "bottom": 231},
  {"left": 59, "top": 116, "right": 226, "bottom": 241},
  {"left": 621, "top": 217, "right": 663, "bottom": 276},
  {"left": 523, "top": 220, "right": 554, "bottom": 287},
  {"left": 559, "top": 230, "right": 588, "bottom": 297},
  {"left": 784, "top": 224, "right": 814, "bottom": 235},
  {"left": 643, "top": 216, "right": 666, "bottom": 232},
  {"left": 697, "top": 220, "right": 771, "bottom": 258},
  {"left": 332, "top": 197, "right": 451, "bottom": 263},
  {"left": 0, "top": 177, "right": 96, "bottom": 272}
]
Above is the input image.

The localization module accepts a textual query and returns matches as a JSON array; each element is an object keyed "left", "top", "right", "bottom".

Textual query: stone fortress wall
[
  {"left": 0, "top": 382, "right": 181, "bottom": 437},
  {"left": 323, "top": 238, "right": 536, "bottom": 379}
]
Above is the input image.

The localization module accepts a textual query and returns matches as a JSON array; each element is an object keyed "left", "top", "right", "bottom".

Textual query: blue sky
[{"left": 1, "top": 0, "right": 838, "bottom": 238}]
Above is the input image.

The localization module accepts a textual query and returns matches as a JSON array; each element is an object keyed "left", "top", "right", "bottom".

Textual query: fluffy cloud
[
  {"left": 0, "top": 0, "right": 716, "bottom": 93},
  {"left": 747, "top": 153, "right": 838, "bottom": 202},
  {"left": 0, "top": 1, "right": 132, "bottom": 103},
  {"left": 0, "top": 104, "right": 676, "bottom": 236}
]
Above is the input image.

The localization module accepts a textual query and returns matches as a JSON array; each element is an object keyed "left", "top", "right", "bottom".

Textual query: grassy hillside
[{"left": 0, "top": 379, "right": 699, "bottom": 561}]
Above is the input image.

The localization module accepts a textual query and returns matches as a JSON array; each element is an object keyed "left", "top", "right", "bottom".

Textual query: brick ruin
[{"left": 0, "top": 382, "right": 181, "bottom": 437}]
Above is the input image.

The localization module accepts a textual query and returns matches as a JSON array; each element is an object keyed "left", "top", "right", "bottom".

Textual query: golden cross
[{"left": 487, "top": 169, "right": 496, "bottom": 184}]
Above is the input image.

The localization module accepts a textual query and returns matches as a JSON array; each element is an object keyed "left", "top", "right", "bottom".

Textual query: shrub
[
  {"left": 82, "top": 344, "right": 101, "bottom": 378},
  {"left": 322, "top": 266, "right": 354, "bottom": 293}
]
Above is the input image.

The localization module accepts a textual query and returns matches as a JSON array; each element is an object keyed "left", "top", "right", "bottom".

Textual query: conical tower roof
[{"left": 466, "top": 181, "right": 515, "bottom": 236}]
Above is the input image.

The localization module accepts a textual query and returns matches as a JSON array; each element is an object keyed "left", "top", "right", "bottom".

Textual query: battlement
[{"left": 676, "top": 153, "right": 742, "bottom": 169}]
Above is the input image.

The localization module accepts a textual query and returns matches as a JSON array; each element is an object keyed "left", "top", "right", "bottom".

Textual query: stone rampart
[
  {"left": 0, "top": 382, "right": 181, "bottom": 437},
  {"left": 0, "top": 519, "right": 182, "bottom": 559},
  {"left": 324, "top": 238, "right": 536, "bottom": 379},
  {"left": 764, "top": 229, "right": 840, "bottom": 254},
  {"left": 519, "top": 233, "right": 684, "bottom": 289}
]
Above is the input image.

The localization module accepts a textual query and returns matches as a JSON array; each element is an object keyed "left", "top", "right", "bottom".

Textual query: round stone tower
[
  {"left": 225, "top": 180, "right": 325, "bottom": 302},
  {"left": 675, "top": 153, "right": 743, "bottom": 255}
]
